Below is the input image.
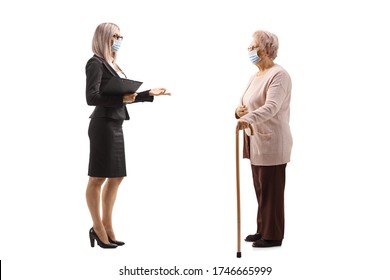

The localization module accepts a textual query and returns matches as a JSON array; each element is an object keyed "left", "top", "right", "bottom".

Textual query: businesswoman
[
  {"left": 236, "top": 30, "right": 292, "bottom": 248},
  {"left": 85, "top": 22, "right": 170, "bottom": 249}
]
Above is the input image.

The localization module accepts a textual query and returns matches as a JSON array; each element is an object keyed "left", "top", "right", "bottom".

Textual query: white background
[{"left": 1, "top": 0, "right": 389, "bottom": 279}]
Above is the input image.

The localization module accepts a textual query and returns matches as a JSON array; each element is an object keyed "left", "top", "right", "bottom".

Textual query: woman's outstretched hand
[{"left": 149, "top": 88, "right": 171, "bottom": 96}]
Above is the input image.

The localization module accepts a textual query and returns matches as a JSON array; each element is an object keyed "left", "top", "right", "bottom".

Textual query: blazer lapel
[
  {"left": 102, "top": 61, "right": 120, "bottom": 77},
  {"left": 93, "top": 55, "right": 120, "bottom": 77}
]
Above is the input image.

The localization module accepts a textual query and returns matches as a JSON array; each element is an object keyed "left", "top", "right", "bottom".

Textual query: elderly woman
[{"left": 236, "top": 30, "right": 292, "bottom": 248}]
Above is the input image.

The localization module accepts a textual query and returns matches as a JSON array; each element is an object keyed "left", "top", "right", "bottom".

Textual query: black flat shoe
[
  {"left": 108, "top": 236, "right": 125, "bottom": 246},
  {"left": 252, "top": 239, "right": 282, "bottom": 248},
  {"left": 245, "top": 233, "right": 262, "bottom": 242},
  {"left": 89, "top": 228, "right": 117, "bottom": 249}
]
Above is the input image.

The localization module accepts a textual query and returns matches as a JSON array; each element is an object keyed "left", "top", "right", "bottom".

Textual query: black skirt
[{"left": 88, "top": 118, "right": 126, "bottom": 178}]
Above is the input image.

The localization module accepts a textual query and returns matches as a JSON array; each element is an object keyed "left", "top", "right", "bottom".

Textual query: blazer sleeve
[
  {"left": 85, "top": 59, "right": 124, "bottom": 107},
  {"left": 133, "top": 90, "right": 154, "bottom": 103}
]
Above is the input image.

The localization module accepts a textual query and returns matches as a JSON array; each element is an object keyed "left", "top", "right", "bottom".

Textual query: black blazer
[{"left": 85, "top": 55, "right": 154, "bottom": 120}]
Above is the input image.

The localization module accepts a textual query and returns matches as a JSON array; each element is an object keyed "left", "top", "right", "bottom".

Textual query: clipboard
[{"left": 101, "top": 76, "right": 143, "bottom": 95}]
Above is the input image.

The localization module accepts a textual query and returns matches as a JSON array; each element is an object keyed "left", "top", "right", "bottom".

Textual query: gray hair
[{"left": 253, "top": 30, "right": 279, "bottom": 60}]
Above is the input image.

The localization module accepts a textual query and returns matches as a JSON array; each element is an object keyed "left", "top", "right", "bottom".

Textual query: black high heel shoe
[
  {"left": 108, "top": 236, "right": 125, "bottom": 246},
  {"left": 89, "top": 228, "right": 117, "bottom": 249}
]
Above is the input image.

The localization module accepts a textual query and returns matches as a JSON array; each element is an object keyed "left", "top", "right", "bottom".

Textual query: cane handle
[{"left": 236, "top": 123, "right": 254, "bottom": 136}]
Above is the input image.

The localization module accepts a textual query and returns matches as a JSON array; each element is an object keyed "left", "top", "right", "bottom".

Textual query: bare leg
[
  {"left": 86, "top": 176, "right": 110, "bottom": 244},
  {"left": 102, "top": 177, "right": 123, "bottom": 241}
]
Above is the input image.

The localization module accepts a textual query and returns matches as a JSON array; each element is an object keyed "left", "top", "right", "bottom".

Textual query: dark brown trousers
[{"left": 251, "top": 163, "right": 287, "bottom": 241}]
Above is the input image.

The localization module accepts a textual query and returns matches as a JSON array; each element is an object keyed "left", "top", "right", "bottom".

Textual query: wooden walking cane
[{"left": 236, "top": 123, "right": 254, "bottom": 258}]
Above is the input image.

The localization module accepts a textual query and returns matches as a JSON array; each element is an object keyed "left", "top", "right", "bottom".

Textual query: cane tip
[{"left": 237, "top": 252, "right": 241, "bottom": 258}]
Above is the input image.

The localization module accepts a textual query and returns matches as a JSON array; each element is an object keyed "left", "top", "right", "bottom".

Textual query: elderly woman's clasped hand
[
  {"left": 236, "top": 105, "right": 248, "bottom": 118},
  {"left": 236, "top": 105, "right": 251, "bottom": 130},
  {"left": 236, "top": 119, "right": 251, "bottom": 131}
]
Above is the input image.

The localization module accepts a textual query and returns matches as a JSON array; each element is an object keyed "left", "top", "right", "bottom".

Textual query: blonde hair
[
  {"left": 253, "top": 30, "right": 279, "bottom": 60},
  {"left": 92, "top": 23, "right": 121, "bottom": 69}
]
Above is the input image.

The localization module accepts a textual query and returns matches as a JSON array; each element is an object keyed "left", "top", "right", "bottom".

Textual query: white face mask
[
  {"left": 248, "top": 48, "right": 261, "bottom": 64},
  {"left": 112, "top": 39, "right": 122, "bottom": 52}
]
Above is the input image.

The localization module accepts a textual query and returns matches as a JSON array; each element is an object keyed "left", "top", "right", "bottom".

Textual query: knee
[
  {"left": 88, "top": 177, "right": 106, "bottom": 186},
  {"left": 106, "top": 177, "right": 124, "bottom": 186}
]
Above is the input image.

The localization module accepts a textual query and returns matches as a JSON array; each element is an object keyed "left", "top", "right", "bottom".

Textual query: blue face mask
[
  {"left": 248, "top": 49, "right": 261, "bottom": 64},
  {"left": 112, "top": 40, "right": 122, "bottom": 52}
]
